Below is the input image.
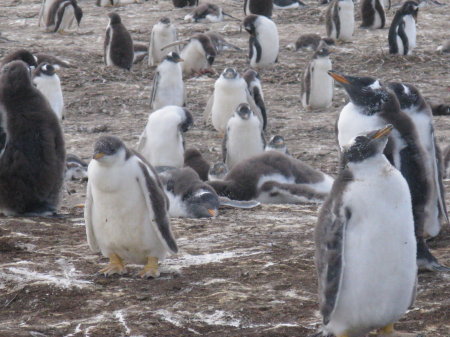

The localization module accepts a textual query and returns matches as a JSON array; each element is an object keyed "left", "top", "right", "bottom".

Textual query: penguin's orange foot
[
  {"left": 100, "top": 253, "right": 126, "bottom": 276},
  {"left": 138, "top": 256, "right": 160, "bottom": 278},
  {"left": 377, "top": 324, "right": 424, "bottom": 337}
]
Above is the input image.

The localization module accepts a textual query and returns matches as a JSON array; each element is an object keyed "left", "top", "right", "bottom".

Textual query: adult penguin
[
  {"left": 244, "top": 0, "right": 273, "bottom": 18},
  {"left": 325, "top": 0, "right": 355, "bottom": 42},
  {"left": 360, "top": 0, "right": 386, "bottom": 29},
  {"left": 388, "top": 1, "right": 419, "bottom": 55}
]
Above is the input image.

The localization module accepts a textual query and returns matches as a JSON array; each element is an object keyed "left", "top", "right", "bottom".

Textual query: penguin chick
[
  {"left": 0, "top": 49, "right": 37, "bottom": 68},
  {"left": 0, "top": 60, "right": 65, "bottom": 216},
  {"left": 301, "top": 42, "right": 333, "bottom": 110},
  {"left": 148, "top": 17, "right": 179, "bottom": 67},
  {"left": 133, "top": 43, "right": 148, "bottom": 64},
  {"left": 315, "top": 125, "right": 418, "bottom": 337},
  {"left": 150, "top": 52, "right": 185, "bottom": 111},
  {"left": 65, "top": 154, "right": 88, "bottom": 181},
  {"left": 184, "top": 148, "right": 210, "bottom": 181},
  {"left": 223, "top": 103, "right": 266, "bottom": 170},
  {"left": 33, "top": 63, "right": 64, "bottom": 121},
  {"left": 137, "top": 106, "right": 193, "bottom": 168},
  {"left": 243, "top": 69, "right": 267, "bottom": 130},
  {"left": 244, "top": 0, "right": 273, "bottom": 18},
  {"left": 325, "top": 0, "right": 355, "bottom": 42},
  {"left": 244, "top": 15, "right": 279, "bottom": 68},
  {"left": 273, "top": 0, "right": 307, "bottom": 9},
  {"left": 360, "top": 0, "right": 386, "bottom": 29},
  {"left": 205, "top": 32, "right": 242, "bottom": 53},
  {"left": 104, "top": 12, "right": 134, "bottom": 70},
  {"left": 85, "top": 136, "right": 177, "bottom": 278},
  {"left": 265, "top": 135, "right": 289, "bottom": 155},
  {"left": 172, "top": 0, "right": 198, "bottom": 8},
  {"left": 46, "top": 0, "right": 83, "bottom": 33},
  {"left": 431, "top": 104, "right": 450, "bottom": 116},
  {"left": 208, "top": 162, "right": 228, "bottom": 181},
  {"left": 289, "top": 34, "right": 334, "bottom": 51},
  {"left": 184, "top": 3, "right": 227, "bottom": 23},
  {"left": 388, "top": 1, "right": 419, "bottom": 55}
]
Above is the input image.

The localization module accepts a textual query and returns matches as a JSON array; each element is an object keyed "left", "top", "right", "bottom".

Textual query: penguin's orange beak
[
  {"left": 328, "top": 71, "right": 350, "bottom": 84},
  {"left": 93, "top": 152, "right": 105, "bottom": 160},
  {"left": 208, "top": 209, "right": 218, "bottom": 217},
  {"left": 371, "top": 125, "right": 393, "bottom": 139}
]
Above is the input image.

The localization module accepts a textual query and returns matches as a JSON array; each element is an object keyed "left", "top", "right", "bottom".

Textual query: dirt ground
[{"left": 0, "top": 0, "right": 449, "bottom": 336}]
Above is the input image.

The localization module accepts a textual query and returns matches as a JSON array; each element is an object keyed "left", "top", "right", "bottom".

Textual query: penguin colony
[{"left": 0, "top": 0, "right": 449, "bottom": 335}]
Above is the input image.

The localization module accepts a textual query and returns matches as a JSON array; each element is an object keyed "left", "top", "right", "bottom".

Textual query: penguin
[
  {"left": 137, "top": 106, "right": 193, "bottom": 168},
  {"left": 205, "top": 32, "right": 242, "bottom": 53},
  {"left": 243, "top": 69, "right": 267, "bottom": 130},
  {"left": 387, "top": 82, "right": 448, "bottom": 237},
  {"left": 329, "top": 70, "right": 449, "bottom": 272},
  {"left": 437, "top": 39, "right": 450, "bottom": 53},
  {"left": 360, "top": 0, "right": 386, "bottom": 29},
  {"left": 315, "top": 125, "right": 418, "bottom": 337},
  {"left": 39, "top": 0, "right": 58, "bottom": 27},
  {"left": 243, "top": 15, "right": 279, "bottom": 68},
  {"left": 388, "top": 1, "right": 419, "bottom": 55},
  {"left": 184, "top": 3, "right": 240, "bottom": 23},
  {"left": 204, "top": 68, "right": 263, "bottom": 134},
  {"left": 325, "top": 0, "right": 355, "bottom": 42},
  {"left": 184, "top": 148, "right": 210, "bottom": 181},
  {"left": 85, "top": 136, "right": 177, "bottom": 278},
  {"left": 96, "top": 0, "right": 139, "bottom": 6},
  {"left": 301, "top": 41, "right": 333, "bottom": 110},
  {"left": 223, "top": 103, "right": 266, "bottom": 170},
  {"left": 32, "top": 63, "right": 64, "bottom": 121},
  {"left": 0, "top": 60, "right": 65, "bottom": 216},
  {"left": 150, "top": 52, "right": 185, "bottom": 111},
  {"left": 273, "top": 0, "right": 307, "bottom": 9},
  {"left": 172, "top": 0, "right": 198, "bottom": 8},
  {"left": 265, "top": 135, "right": 289, "bottom": 155},
  {"left": 104, "top": 13, "right": 134, "bottom": 70},
  {"left": 208, "top": 162, "right": 228, "bottom": 181},
  {"left": 244, "top": 0, "right": 273, "bottom": 18},
  {"left": 46, "top": 0, "right": 83, "bottom": 33},
  {"left": 444, "top": 145, "right": 450, "bottom": 179},
  {"left": 288, "top": 34, "right": 334, "bottom": 51},
  {"left": 148, "top": 17, "right": 178, "bottom": 67},
  {"left": 65, "top": 154, "right": 88, "bottom": 181},
  {"left": 35, "top": 53, "right": 72, "bottom": 68},
  {"left": 208, "top": 151, "right": 334, "bottom": 204},
  {"left": 132, "top": 43, "right": 148, "bottom": 64},
  {"left": 431, "top": 104, "right": 450, "bottom": 116},
  {"left": 0, "top": 49, "right": 37, "bottom": 69}
]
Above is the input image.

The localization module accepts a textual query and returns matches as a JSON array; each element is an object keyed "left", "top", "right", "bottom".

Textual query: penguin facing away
[
  {"left": 244, "top": 0, "right": 273, "bottom": 18},
  {"left": 315, "top": 125, "right": 418, "bottom": 337},
  {"left": 104, "top": 12, "right": 134, "bottom": 70},
  {"left": 325, "top": 0, "right": 355, "bottom": 42},
  {"left": 243, "top": 69, "right": 267, "bottom": 130},
  {"left": 32, "top": 63, "right": 64, "bottom": 121},
  {"left": 184, "top": 148, "right": 210, "bottom": 181},
  {"left": 0, "top": 60, "right": 65, "bottom": 216},
  {"left": 360, "top": 0, "right": 386, "bottom": 29},
  {"left": 46, "top": 0, "right": 83, "bottom": 33},
  {"left": 148, "top": 17, "right": 179, "bottom": 67},
  {"left": 388, "top": 1, "right": 419, "bottom": 55},
  {"left": 85, "top": 136, "right": 177, "bottom": 278}
]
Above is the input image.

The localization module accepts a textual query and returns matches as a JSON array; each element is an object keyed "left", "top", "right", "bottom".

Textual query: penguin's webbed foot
[
  {"left": 138, "top": 256, "right": 160, "bottom": 278},
  {"left": 100, "top": 253, "right": 127, "bottom": 276},
  {"left": 377, "top": 323, "right": 425, "bottom": 337}
]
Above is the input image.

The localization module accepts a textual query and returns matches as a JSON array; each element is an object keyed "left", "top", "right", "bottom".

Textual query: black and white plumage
[
  {"left": 0, "top": 49, "right": 38, "bottom": 69},
  {"left": 325, "top": 0, "right": 355, "bottom": 42},
  {"left": 35, "top": 53, "right": 72, "bottom": 68},
  {"left": 104, "top": 13, "right": 134, "bottom": 70},
  {"left": 265, "top": 135, "right": 289, "bottom": 155},
  {"left": 431, "top": 104, "right": 450, "bottom": 116},
  {"left": 148, "top": 17, "right": 178, "bottom": 67},
  {"left": 360, "top": 0, "right": 386, "bottom": 29},
  {"left": 172, "top": 0, "right": 198, "bottom": 8},
  {"left": 273, "top": 0, "right": 307, "bottom": 9},
  {"left": 205, "top": 32, "right": 242, "bottom": 53},
  {"left": 65, "top": 154, "right": 88, "bottom": 181},
  {"left": 223, "top": 103, "right": 266, "bottom": 170},
  {"left": 32, "top": 63, "right": 64, "bottom": 121},
  {"left": 243, "top": 15, "right": 279, "bottom": 68},
  {"left": 208, "top": 162, "right": 228, "bottom": 181},
  {"left": 243, "top": 69, "right": 267, "bottom": 130},
  {"left": 85, "top": 136, "right": 177, "bottom": 278},
  {"left": 150, "top": 52, "right": 185, "bottom": 111},
  {"left": 208, "top": 151, "right": 334, "bottom": 204},
  {"left": 388, "top": 1, "right": 419, "bottom": 55},
  {"left": 289, "top": 34, "right": 334, "bottom": 51},
  {"left": 184, "top": 3, "right": 237, "bottom": 23},
  {"left": 244, "top": 0, "right": 273, "bottom": 18},
  {"left": 39, "top": 0, "right": 58, "bottom": 27},
  {"left": 96, "top": 0, "right": 139, "bottom": 6},
  {"left": 45, "top": 0, "right": 83, "bottom": 33},
  {"left": 184, "top": 148, "right": 210, "bottom": 182},
  {"left": 0, "top": 60, "right": 65, "bottom": 216},
  {"left": 137, "top": 106, "right": 193, "bottom": 168},
  {"left": 315, "top": 125, "right": 417, "bottom": 337}
]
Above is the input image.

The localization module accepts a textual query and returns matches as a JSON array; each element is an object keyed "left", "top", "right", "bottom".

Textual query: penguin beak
[
  {"left": 208, "top": 209, "right": 218, "bottom": 217},
  {"left": 328, "top": 71, "right": 350, "bottom": 84},
  {"left": 370, "top": 125, "right": 393, "bottom": 140},
  {"left": 93, "top": 152, "right": 105, "bottom": 160}
]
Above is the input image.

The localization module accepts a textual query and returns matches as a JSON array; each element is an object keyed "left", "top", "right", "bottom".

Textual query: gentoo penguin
[
  {"left": 204, "top": 68, "right": 263, "bottom": 134},
  {"left": 104, "top": 13, "right": 134, "bottom": 70},
  {"left": 35, "top": 53, "right": 72, "bottom": 68},
  {"left": 244, "top": 0, "right": 273, "bottom": 18},
  {"left": 39, "top": 0, "right": 58, "bottom": 27},
  {"left": 315, "top": 125, "right": 418, "bottom": 337},
  {"left": 46, "top": 0, "right": 83, "bottom": 33},
  {"left": 148, "top": 17, "right": 178, "bottom": 67},
  {"left": 288, "top": 34, "right": 334, "bottom": 51},
  {"left": 388, "top": 82, "right": 448, "bottom": 237},
  {"left": 65, "top": 154, "right": 88, "bottom": 181},
  {"left": 172, "top": 0, "right": 198, "bottom": 8},
  {"left": 150, "top": 52, "right": 185, "bottom": 111},
  {"left": 444, "top": 145, "right": 450, "bottom": 178},
  {"left": 0, "top": 49, "right": 37, "bottom": 69},
  {"left": 132, "top": 43, "right": 148, "bottom": 64},
  {"left": 208, "top": 151, "right": 334, "bottom": 203},
  {"left": 265, "top": 135, "right": 289, "bottom": 155},
  {"left": 329, "top": 70, "right": 449, "bottom": 271},
  {"left": 137, "top": 106, "right": 193, "bottom": 168},
  {"left": 0, "top": 61, "right": 65, "bottom": 216},
  {"left": 223, "top": 103, "right": 266, "bottom": 170},
  {"left": 208, "top": 162, "right": 228, "bottom": 181},
  {"left": 205, "top": 32, "right": 242, "bottom": 53},
  {"left": 96, "top": 0, "right": 139, "bottom": 6},
  {"left": 388, "top": 1, "right": 419, "bottom": 55},
  {"left": 431, "top": 104, "right": 450, "bottom": 116},
  {"left": 301, "top": 42, "right": 333, "bottom": 110},
  {"left": 360, "top": 0, "right": 386, "bottom": 29},
  {"left": 32, "top": 63, "right": 64, "bottom": 121},
  {"left": 273, "top": 0, "right": 307, "bottom": 9},
  {"left": 325, "top": 0, "right": 355, "bottom": 42},
  {"left": 85, "top": 136, "right": 177, "bottom": 278},
  {"left": 243, "top": 69, "right": 267, "bottom": 130},
  {"left": 184, "top": 3, "right": 240, "bottom": 23},
  {"left": 243, "top": 15, "right": 279, "bottom": 68},
  {"left": 184, "top": 148, "right": 210, "bottom": 181}
]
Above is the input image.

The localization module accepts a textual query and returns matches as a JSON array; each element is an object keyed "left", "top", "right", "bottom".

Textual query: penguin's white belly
[
  {"left": 164, "top": 190, "right": 188, "bottom": 218},
  {"left": 141, "top": 132, "right": 184, "bottom": 168},
  {"left": 274, "top": 3, "right": 300, "bottom": 9},
  {"left": 150, "top": 31, "right": 177, "bottom": 65},
  {"left": 181, "top": 43, "right": 207, "bottom": 74},
  {"left": 327, "top": 163, "right": 417, "bottom": 336},
  {"left": 404, "top": 15, "right": 416, "bottom": 52},
  {"left": 337, "top": 2, "right": 355, "bottom": 41},
  {"left": 396, "top": 33, "right": 405, "bottom": 55},
  {"left": 211, "top": 90, "right": 248, "bottom": 133},
  {"left": 307, "top": 58, "right": 333, "bottom": 108},
  {"left": 106, "top": 26, "right": 113, "bottom": 66},
  {"left": 153, "top": 67, "right": 184, "bottom": 110},
  {"left": 34, "top": 77, "right": 64, "bottom": 120},
  {"left": 308, "top": 173, "right": 334, "bottom": 194},
  {"left": 57, "top": 5, "right": 75, "bottom": 31},
  {"left": 252, "top": 24, "right": 279, "bottom": 67}
]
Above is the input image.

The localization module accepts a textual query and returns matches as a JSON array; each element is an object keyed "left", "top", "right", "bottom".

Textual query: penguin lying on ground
[
  {"left": 148, "top": 17, "right": 178, "bottom": 67},
  {"left": 431, "top": 104, "right": 450, "bottom": 116},
  {"left": 184, "top": 3, "right": 240, "bottom": 23},
  {"left": 388, "top": 1, "right": 419, "bottom": 55},
  {"left": 265, "top": 135, "right": 289, "bottom": 155},
  {"left": 243, "top": 69, "right": 267, "bottom": 130},
  {"left": 273, "top": 0, "right": 307, "bottom": 9},
  {"left": 208, "top": 162, "right": 228, "bottom": 181},
  {"left": 360, "top": 0, "right": 386, "bottom": 29},
  {"left": 104, "top": 13, "right": 134, "bottom": 70},
  {"left": 184, "top": 148, "right": 210, "bottom": 181},
  {"left": 208, "top": 151, "right": 334, "bottom": 203},
  {"left": 32, "top": 63, "right": 64, "bottom": 121},
  {"left": 325, "top": 0, "right": 355, "bottom": 42},
  {"left": 45, "top": 0, "right": 83, "bottom": 33},
  {"left": 288, "top": 34, "right": 334, "bottom": 51},
  {"left": 244, "top": 0, "right": 273, "bottom": 18},
  {"left": 65, "top": 154, "right": 88, "bottom": 181},
  {"left": 205, "top": 32, "right": 241, "bottom": 53}
]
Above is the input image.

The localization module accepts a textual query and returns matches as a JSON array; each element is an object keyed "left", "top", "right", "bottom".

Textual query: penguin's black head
[
  {"left": 2, "top": 49, "right": 37, "bottom": 69},
  {"left": 195, "top": 34, "right": 216, "bottom": 65},
  {"left": 108, "top": 12, "right": 122, "bottom": 25},
  {"left": 92, "top": 136, "right": 129, "bottom": 165},
  {"left": 180, "top": 108, "right": 193, "bottom": 132},
  {"left": 160, "top": 17, "right": 170, "bottom": 25},
  {"left": 166, "top": 52, "right": 183, "bottom": 63},
  {"left": 34, "top": 63, "right": 56, "bottom": 77},
  {"left": 314, "top": 46, "right": 330, "bottom": 58},
  {"left": 209, "top": 162, "right": 228, "bottom": 180},
  {"left": 72, "top": 0, "right": 83, "bottom": 26},
  {"left": 342, "top": 125, "right": 393, "bottom": 164},
  {"left": 235, "top": 103, "right": 253, "bottom": 120},
  {"left": 269, "top": 135, "right": 285, "bottom": 148},
  {"left": 222, "top": 67, "right": 238, "bottom": 80},
  {"left": 243, "top": 69, "right": 259, "bottom": 84},
  {"left": 186, "top": 190, "right": 220, "bottom": 218},
  {"left": 400, "top": 1, "right": 419, "bottom": 20},
  {"left": 386, "top": 82, "right": 422, "bottom": 110},
  {"left": 0, "top": 60, "right": 33, "bottom": 95},
  {"left": 243, "top": 15, "right": 257, "bottom": 35}
]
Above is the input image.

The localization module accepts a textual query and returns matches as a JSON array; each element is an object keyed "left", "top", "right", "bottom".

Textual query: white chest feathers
[
  {"left": 251, "top": 16, "right": 279, "bottom": 67},
  {"left": 33, "top": 74, "right": 64, "bottom": 120},
  {"left": 302, "top": 56, "right": 333, "bottom": 109},
  {"left": 397, "top": 15, "right": 416, "bottom": 55},
  {"left": 152, "top": 61, "right": 184, "bottom": 110},
  {"left": 333, "top": 0, "right": 355, "bottom": 41},
  {"left": 148, "top": 23, "right": 178, "bottom": 66},
  {"left": 181, "top": 40, "right": 208, "bottom": 75}
]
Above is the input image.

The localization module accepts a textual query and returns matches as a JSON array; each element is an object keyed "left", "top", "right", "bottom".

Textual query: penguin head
[
  {"left": 243, "top": 15, "right": 257, "bottom": 36},
  {"left": 386, "top": 82, "right": 421, "bottom": 110},
  {"left": 185, "top": 190, "right": 220, "bottom": 218},
  {"left": 314, "top": 40, "right": 331, "bottom": 58},
  {"left": 400, "top": 1, "right": 419, "bottom": 20},
  {"left": 269, "top": 135, "right": 285, "bottom": 148},
  {"left": 108, "top": 12, "right": 122, "bottom": 25},
  {"left": 0, "top": 60, "right": 33, "bottom": 95},
  {"left": 194, "top": 34, "right": 216, "bottom": 65},
  {"left": 92, "top": 136, "right": 129, "bottom": 166},
  {"left": 33, "top": 63, "right": 57, "bottom": 77},
  {"left": 221, "top": 67, "right": 238, "bottom": 80},
  {"left": 208, "top": 162, "right": 228, "bottom": 180},
  {"left": 235, "top": 103, "right": 253, "bottom": 120},
  {"left": 2, "top": 49, "right": 38, "bottom": 69},
  {"left": 342, "top": 125, "right": 393, "bottom": 164},
  {"left": 179, "top": 108, "right": 193, "bottom": 132},
  {"left": 165, "top": 52, "right": 184, "bottom": 63},
  {"left": 159, "top": 17, "right": 171, "bottom": 25}
]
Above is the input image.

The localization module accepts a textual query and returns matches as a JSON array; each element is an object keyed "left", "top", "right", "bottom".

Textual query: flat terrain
[{"left": 0, "top": 0, "right": 449, "bottom": 336}]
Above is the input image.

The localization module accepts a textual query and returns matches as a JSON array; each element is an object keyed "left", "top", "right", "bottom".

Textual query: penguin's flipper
[
  {"left": 150, "top": 70, "right": 160, "bottom": 110},
  {"left": 252, "top": 86, "right": 267, "bottom": 130},
  {"left": 397, "top": 21, "right": 409, "bottom": 55},
  {"left": 219, "top": 196, "right": 261, "bottom": 209},
  {"left": 203, "top": 93, "right": 214, "bottom": 125},
  {"left": 148, "top": 30, "right": 156, "bottom": 66},
  {"left": 84, "top": 181, "right": 100, "bottom": 253},
  {"left": 259, "top": 181, "right": 329, "bottom": 203},
  {"left": 431, "top": 135, "right": 449, "bottom": 224},
  {"left": 246, "top": 89, "right": 265, "bottom": 130},
  {"left": 222, "top": 131, "right": 228, "bottom": 164}
]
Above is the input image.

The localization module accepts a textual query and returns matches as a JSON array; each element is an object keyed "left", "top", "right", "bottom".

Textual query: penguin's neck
[{"left": 347, "top": 154, "right": 392, "bottom": 178}]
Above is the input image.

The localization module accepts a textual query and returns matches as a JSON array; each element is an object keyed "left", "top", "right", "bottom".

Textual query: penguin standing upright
[
  {"left": 244, "top": 0, "right": 273, "bottom": 17},
  {"left": 243, "top": 69, "right": 267, "bottom": 130},
  {"left": 315, "top": 125, "right": 418, "bottom": 337},
  {"left": 39, "top": 0, "right": 58, "bottom": 27},
  {"left": 46, "top": 0, "right": 83, "bottom": 33},
  {"left": 184, "top": 148, "right": 210, "bottom": 181},
  {"left": 243, "top": 15, "right": 279, "bottom": 68},
  {"left": 0, "top": 61, "right": 65, "bottom": 216},
  {"left": 388, "top": 1, "right": 419, "bottom": 55},
  {"left": 325, "top": 0, "right": 355, "bottom": 42},
  {"left": 32, "top": 63, "right": 64, "bottom": 121},
  {"left": 360, "top": 0, "right": 386, "bottom": 29},
  {"left": 301, "top": 41, "right": 333, "bottom": 110},
  {"left": 148, "top": 18, "right": 178, "bottom": 67},
  {"left": 104, "top": 13, "right": 134, "bottom": 70}
]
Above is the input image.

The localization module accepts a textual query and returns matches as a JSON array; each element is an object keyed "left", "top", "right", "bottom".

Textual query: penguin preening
[
  {"left": 172, "top": 0, "right": 198, "bottom": 8},
  {"left": 0, "top": 60, "right": 65, "bottom": 216},
  {"left": 104, "top": 12, "right": 134, "bottom": 70},
  {"left": 325, "top": 0, "right": 355, "bottom": 42},
  {"left": 45, "top": 0, "right": 83, "bottom": 33},
  {"left": 388, "top": 1, "right": 419, "bottom": 55},
  {"left": 315, "top": 125, "right": 418, "bottom": 337},
  {"left": 243, "top": 15, "right": 279, "bottom": 68},
  {"left": 150, "top": 52, "right": 185, "bottom": 111},
  {"left": 208, "top": 162, "right": 228, "bottom": 181},
  {"left": 184, "top": 148, "right": 210, "bottom": 181},
  {"left": 148, "top": 17, "right": 179, "bottom": 67},
  {"left": 32, "top": 63, "right": 64, "bottom": 121},
  {"left": 244, "top": 0, "right": 273, "bottom": 18},
  {"left": 85, "top": 136, "right": 177, "bottom": 278},
  {"left": 273, "top": 0, "right": 307, "bottom": 9},
  {"left": 265, "top": 135, "right": 289, "bottom": 155},
  {"left": 184, "top": 3, "right": 240, "bottom": 23},
  {"left": 360, "top": 0, "right": 386, "bottom": 29},
  {"left": 137, "top": 106, "right": 193, "bottom": 168},
  {"left": 288, "top": 34, "right": 334, "bottom": 51},
  {"left": 243, "top": 69, "right": 267, "bottom": 130}
]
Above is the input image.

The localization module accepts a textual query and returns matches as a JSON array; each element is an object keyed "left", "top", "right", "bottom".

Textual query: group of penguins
[{"left": 0, "top": 0, "right": 449, "bottom": 336}]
